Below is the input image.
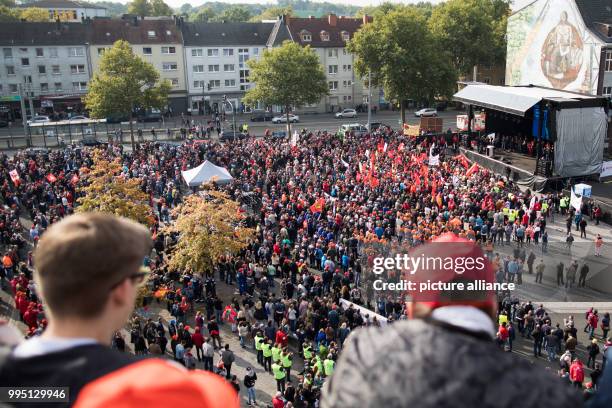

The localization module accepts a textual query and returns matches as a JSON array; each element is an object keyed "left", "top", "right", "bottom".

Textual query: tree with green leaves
[
  {"left": 127, "top": 0, "right": 150, "bottom": 16},
  {"left": 213, "top": 5, "right": 251, "bottom": 22},
  {"left": 84, "top": 40, "right": 170, "bottom": 149},
  {"left": 191, "top": 6, "right": 215, "bottom": 22},
  {"left": 429, "top": 0, "right": 510, "bottom": 78},
  {"left": 19, "top": 7, "right": 49, "bottom": 21},
  {"left": 249, "top": 6, "right": 292, "bottom": 22},
  {"left": 150, "top": 0, "right": 172, "bottom": 17},
  {"left": 243, "top": 41, "right": 328, "bottom": 135},
  {"left": 348, "top": 6, "right": 455, "bottom": 124}
]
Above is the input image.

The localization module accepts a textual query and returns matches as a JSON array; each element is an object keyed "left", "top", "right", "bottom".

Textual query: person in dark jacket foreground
[{"left": 322, "top": 234, "right": 582, "bottom": 408}]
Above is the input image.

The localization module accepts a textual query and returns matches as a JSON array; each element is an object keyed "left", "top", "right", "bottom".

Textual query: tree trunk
[
  {"left": 129, "top": 112, "right": 135, "bottom": 151},
  {"left": 400, "top": 100, "right": 406, "bottom": 125},
  {"left": 286, "top": 106, "right": 291, "bottom": 136}
]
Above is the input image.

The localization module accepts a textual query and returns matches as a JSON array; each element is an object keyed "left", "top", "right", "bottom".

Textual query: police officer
[
  {"left": 271, "top": 342, "right": 281, "bottom": 365},
  {"left": 272, "top": 360, "right": 286, "bottom": 393},
  {"left": 254, "top": 331, "right": 264, "bottom": 365},
  {"left": 281, "top": 349, "right": 293, "bottom": 380},
  {"left": 261, "top": 339, "right": 272, "bottom": 373},
  {"left": 323, "top": 354, "right": 335, "bottom": 377}
]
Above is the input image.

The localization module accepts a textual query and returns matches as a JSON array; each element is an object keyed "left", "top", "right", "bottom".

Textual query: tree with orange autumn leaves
[
  {"left": 76, "top": 150, "right": 155, "bottom": 227},
  {"left": 163, "top": 190, "right": 253, "bottom": 276}
]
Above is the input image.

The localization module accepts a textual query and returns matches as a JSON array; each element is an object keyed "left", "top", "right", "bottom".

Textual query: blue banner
[
  {"left": 542, "top": 108, "right": 549, "bottom": 141},
  {"left": 532, "top": 105, "right": 540, "bottom": 139}
]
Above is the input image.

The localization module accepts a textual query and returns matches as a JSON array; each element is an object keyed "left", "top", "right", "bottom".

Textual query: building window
[
  {"left": 223, "top": 64, "right": 234, "bottom": 72},
  {"left": 341, "top": 31, "right": 350, "bottom": 41},
  {"left": 19, "top": 48, "right": 27, "bottom": 53},
  {"left": 49, "top": 48, "right": 58, "bottom": 58},
  {"left": 70, "top": 64, "right": 85, "bottom": 74},
  {"left": 301, "top": 31, "right": 311, "bottom": 42},
  {"left": 72, "top": 81, "right": 87, "bottom": 91},
  {"left": 238, "top": 48, "right": 249, "bottom": 69},
  {"left": 21, "top": 58, "right": 29, "bottom": 66},
  {"left": 209, "top": 79, "right": 220, "bottom": 88},
  {"left": 328, "top": 49, "right": 338, "bottom": 58},
  {"left": 9, "top": 84, "right": 17, "bottom": 93},
  {"left": 252, "top": 48, "right": 258, "bottom": 56},
  {"left": 343, "top": 95, "right": 352, "bottom": 101},
  {"left": 225, "top": 79, "right": 236, "bottom": 87},
  {"left": 194, "top": 80, "right": 205, "bottom": 88},
  {"left": 606, "top": 50, "right": 612, "bottom": 72},
  {"left": 208, "top": 64, "right": 219, "bottom": 72},
  {"left": 239, "top": 69, "right": 249, "bottom": 84},
  {"left": 23, "top": 75, "right": 32, "bottom": 84},
  {"left": 52, "top": 65, "right": 60, "bottom": 75},
  {"left": 161, "top": 46, "right": 176, "bottom": 54},
  {"left": 328, "top": 81, "right": 338, "bottom": 91},
  {"left": 35, "top": 48, "right": 44, "bottom": 57},
  {"left": 170, "top": 78, "right": 179, "bottom": 87},
  {"left": 162, "top": 62, "right": 177, "bottom": 71},
  {"left": 68, "top": 47, "right": 84, "bottom": 57},
  {"left": 3, "top": 48, "right": 11, "bottom": 58},
  {"left": 207, "top": 48, "right": 219, "bottom": 57},
  {"left": 40, "top": 83, "right": 48, "bottom": 92},
  {"left": 147, "top": 30, "right": 156, "bottom": 38},
  {"left": 603, "top": 86, "right": 612, "bottom": 96},
  {"left": 38, "top": 65, "right": 46, "bottom": 74},
  {"left": 193, "top": 65, "right": 204, "bottom": 73},
  {"left": 223, "top": 48, "right": 234, "bottom": 56},
  {"left": 6, "top": 66, "right": 14, "bottom": 75},
  {"left": 191, "top": 48, "right": 203, "bottom": 57},
  {"left": 328, "top": 65, "right": 338, "bottom": 75},
  {"left": 320, "top": 31, "right": 329, "bottom": 41},
  {"left": 97, "top": 48, "right": 105, "bottom": 55},
  {"left": 54, "top": 82, "right": 62, "bottom": 91},
  {"left": 143, "top": 47, "right": 152, "bottom": 55},
  {"left": 343, "top": 64, "right": 352, "bottom": 71}
]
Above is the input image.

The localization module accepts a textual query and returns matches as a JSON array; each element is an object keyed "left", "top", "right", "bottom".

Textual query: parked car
[
  {"left": 138, "top": 109, "right": 162, "bottom": 123},
  {"left": 27, "top": 115, "right": 50, "bottom": 125},
  {"left": 272, "top": 114, "right": 299, "bottom": 124},
  {"left": 369, "top": 122, "right": 391, "bottom": 132},
  {"left": 68, "top": 115, "right": 90, "bottom": 121},
  {"left": 271, "top": 130, "right": 287, "bottom": 138},
  {"left": 219, "top": 130, "right": 247, "bottom": 141},
  {"left": 335, "top": 109, "right": 357, "bottom": 119},
  {"left": 0, "top": 120, "right": 8, "bottom": 128},
  {"left": 414, "top": 108, "right": 437, "bottom": 117},
  {"left": 80, "top": 136, "right": 104, "bottom": 147},
  {"left": 337, "top": 123, "right": 368, "bottom": 137},
  {"left": 105, "top": 114, "right": 129, "bottom": 124},
  {"left": 250, "top": 112, "right": 273, "bottom": 122}
]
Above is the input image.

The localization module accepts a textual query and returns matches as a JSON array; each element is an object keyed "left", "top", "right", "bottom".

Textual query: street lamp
[{"left": 222, "top": 94, "right": 237, "bottom": 137}]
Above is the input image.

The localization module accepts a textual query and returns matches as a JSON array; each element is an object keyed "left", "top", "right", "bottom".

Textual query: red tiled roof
[{"left": 286, "top": 14, "right": 371, "bottom": 48}]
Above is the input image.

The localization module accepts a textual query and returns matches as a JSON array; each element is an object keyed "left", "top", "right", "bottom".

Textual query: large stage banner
[{"left": 506, "top": 0, "right": 603, "bottom": 95}]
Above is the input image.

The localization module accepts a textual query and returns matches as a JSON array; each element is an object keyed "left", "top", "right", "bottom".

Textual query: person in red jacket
[
  {"left": 23, "top": 302, "right": 39, "bottom": 330},
  {"left": 275, "top": 327, "right": 288, "bottom": 348},
  {"left": 192, "top": 327, "right": 204, "bottom": 362},
  {"left": 272, "top": 391, "right": 285, "bottom": 408},
  {"left": 569, "top": 359, "right": 585, "bottom": 389}
]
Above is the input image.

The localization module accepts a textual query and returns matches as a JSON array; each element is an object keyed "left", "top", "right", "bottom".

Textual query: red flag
[
  {"left": 310, "top": 198, "right": 325, "bottom": 213},
  {"left": 46, "top": 173, "right": 57, "bottom": 183},
  {"left": 466, "top": 163, "right": 479, "bottom": 178},
  {"left": 398, "top": 142, "right": 405, "bottom": 152},
  {"left": 370, "top": 177, "right": 379, "bottom": 188}
]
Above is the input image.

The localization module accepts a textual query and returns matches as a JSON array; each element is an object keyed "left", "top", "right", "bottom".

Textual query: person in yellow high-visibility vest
[
  {"left": 254, "top": 332, "right": 263, "bottom": 366},
  {"left": 314, "top": 355, "right": 324, "bottom": 378},
  {"left": 303, "top": 342, "right": 313, "bottom": 360},
  {"left": 323, "top": 354, "right": 335, "bottom": 377},
  {"left": 271, "top": 342, "right": 281, "bottom": 364},
  {"left": 261, "top": 340, "right": 272, "bottom": 373},
  {"left": 281, "top": 349, "right": 293, "bottom": 380},
  {"left": 272, "top": 361, "right": 286, "bottom": 393}
]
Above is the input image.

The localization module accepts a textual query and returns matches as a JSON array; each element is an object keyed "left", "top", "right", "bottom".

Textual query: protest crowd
[{"left": 0, "top": 123, "right": 609, "bottom": 407}]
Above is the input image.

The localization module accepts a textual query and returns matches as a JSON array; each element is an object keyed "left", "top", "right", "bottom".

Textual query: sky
[{"left": 103, "top": 0, "right": 533, "bottom": 11}]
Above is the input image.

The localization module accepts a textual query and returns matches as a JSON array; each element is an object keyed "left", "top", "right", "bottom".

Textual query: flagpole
[{"left": 367, "top": 70, "right": 372, "bottom": 132}]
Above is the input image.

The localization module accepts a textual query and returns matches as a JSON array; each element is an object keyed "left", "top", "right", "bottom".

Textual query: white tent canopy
[
  {"left": 453, "top": 84, "right": 597, "bottom": 117},
  {"left": 181, "top": 160, "right": 233, "bottom": 187}
]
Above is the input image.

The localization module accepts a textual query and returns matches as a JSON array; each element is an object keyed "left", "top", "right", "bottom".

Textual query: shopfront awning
[{"left": 453, "top": 84, "right": 596, "bottom": 117}]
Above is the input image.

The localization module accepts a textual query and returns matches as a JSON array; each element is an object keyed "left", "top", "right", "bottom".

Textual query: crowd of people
[{"left": 0, "top": 122, "right": 609, "bottom": 407}]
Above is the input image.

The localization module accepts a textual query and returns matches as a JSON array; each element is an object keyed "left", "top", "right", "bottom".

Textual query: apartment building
[
  {"left": 0, "top": 21, "right": 91, "bottom": 115},
  {"left": 18, "top": 0, "right": 107, "bottom": 22},
  {"left": 269, "top": 14, "right": 378, "bottom": 114},
  {"left": 89, "top": 17, "right": 187, "bottom": 113},
  {"left": 181, "top": 22, "right": 274, "bottom": 114}
]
